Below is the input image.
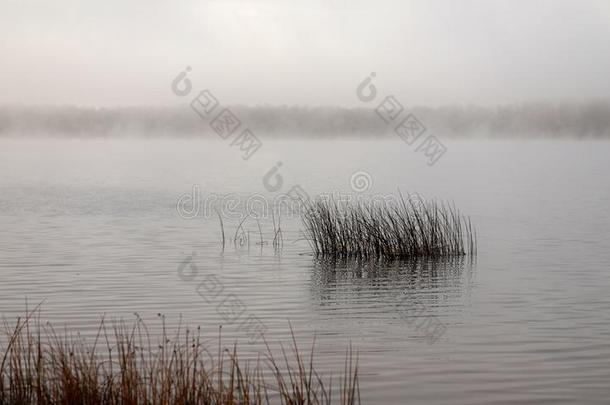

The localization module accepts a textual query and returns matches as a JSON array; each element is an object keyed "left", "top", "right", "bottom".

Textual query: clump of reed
[
  {"left": 301, "top": 194, "right": 476, "bottom": 260},
  {"left": 0, "top": 311, "right": 359, "bottom": 405}
]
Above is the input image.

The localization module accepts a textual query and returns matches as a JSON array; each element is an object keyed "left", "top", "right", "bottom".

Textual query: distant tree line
[{"left": 1, "top": 102, "right": 609, "bottom": 137}]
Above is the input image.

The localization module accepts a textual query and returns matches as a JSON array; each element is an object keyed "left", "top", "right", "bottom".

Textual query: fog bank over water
[
  {"left": 2, "top": 102, "right": 610, "bottom": 138},
  {"left": 2, "top": 1, "right": 610, "bottom": 107}
]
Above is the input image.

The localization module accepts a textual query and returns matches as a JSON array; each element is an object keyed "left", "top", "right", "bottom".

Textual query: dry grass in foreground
[{"left": 0, "top": 310, "right": 359, "bottom": 405}]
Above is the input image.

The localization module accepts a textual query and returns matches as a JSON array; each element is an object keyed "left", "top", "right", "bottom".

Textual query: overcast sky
[{"left": 1, "top": 0, "right": 609, "bottom": 107}]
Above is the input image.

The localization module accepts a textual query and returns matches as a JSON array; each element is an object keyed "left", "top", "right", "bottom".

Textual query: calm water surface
[{"left": 1, "top": 138, "right": 609, "bottom": 404}]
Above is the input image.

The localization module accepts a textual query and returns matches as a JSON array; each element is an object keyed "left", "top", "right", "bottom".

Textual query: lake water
[{"left": 1, "top": 137, "right": 609, "bottom": 404}]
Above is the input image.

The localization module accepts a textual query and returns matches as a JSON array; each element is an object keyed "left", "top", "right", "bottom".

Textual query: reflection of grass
[
  {"left": 0, "top": 311, "right": 359, "bottom": 405},
  {"left": 302, "top": 194, "right": 476, "bottom": 260}
]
